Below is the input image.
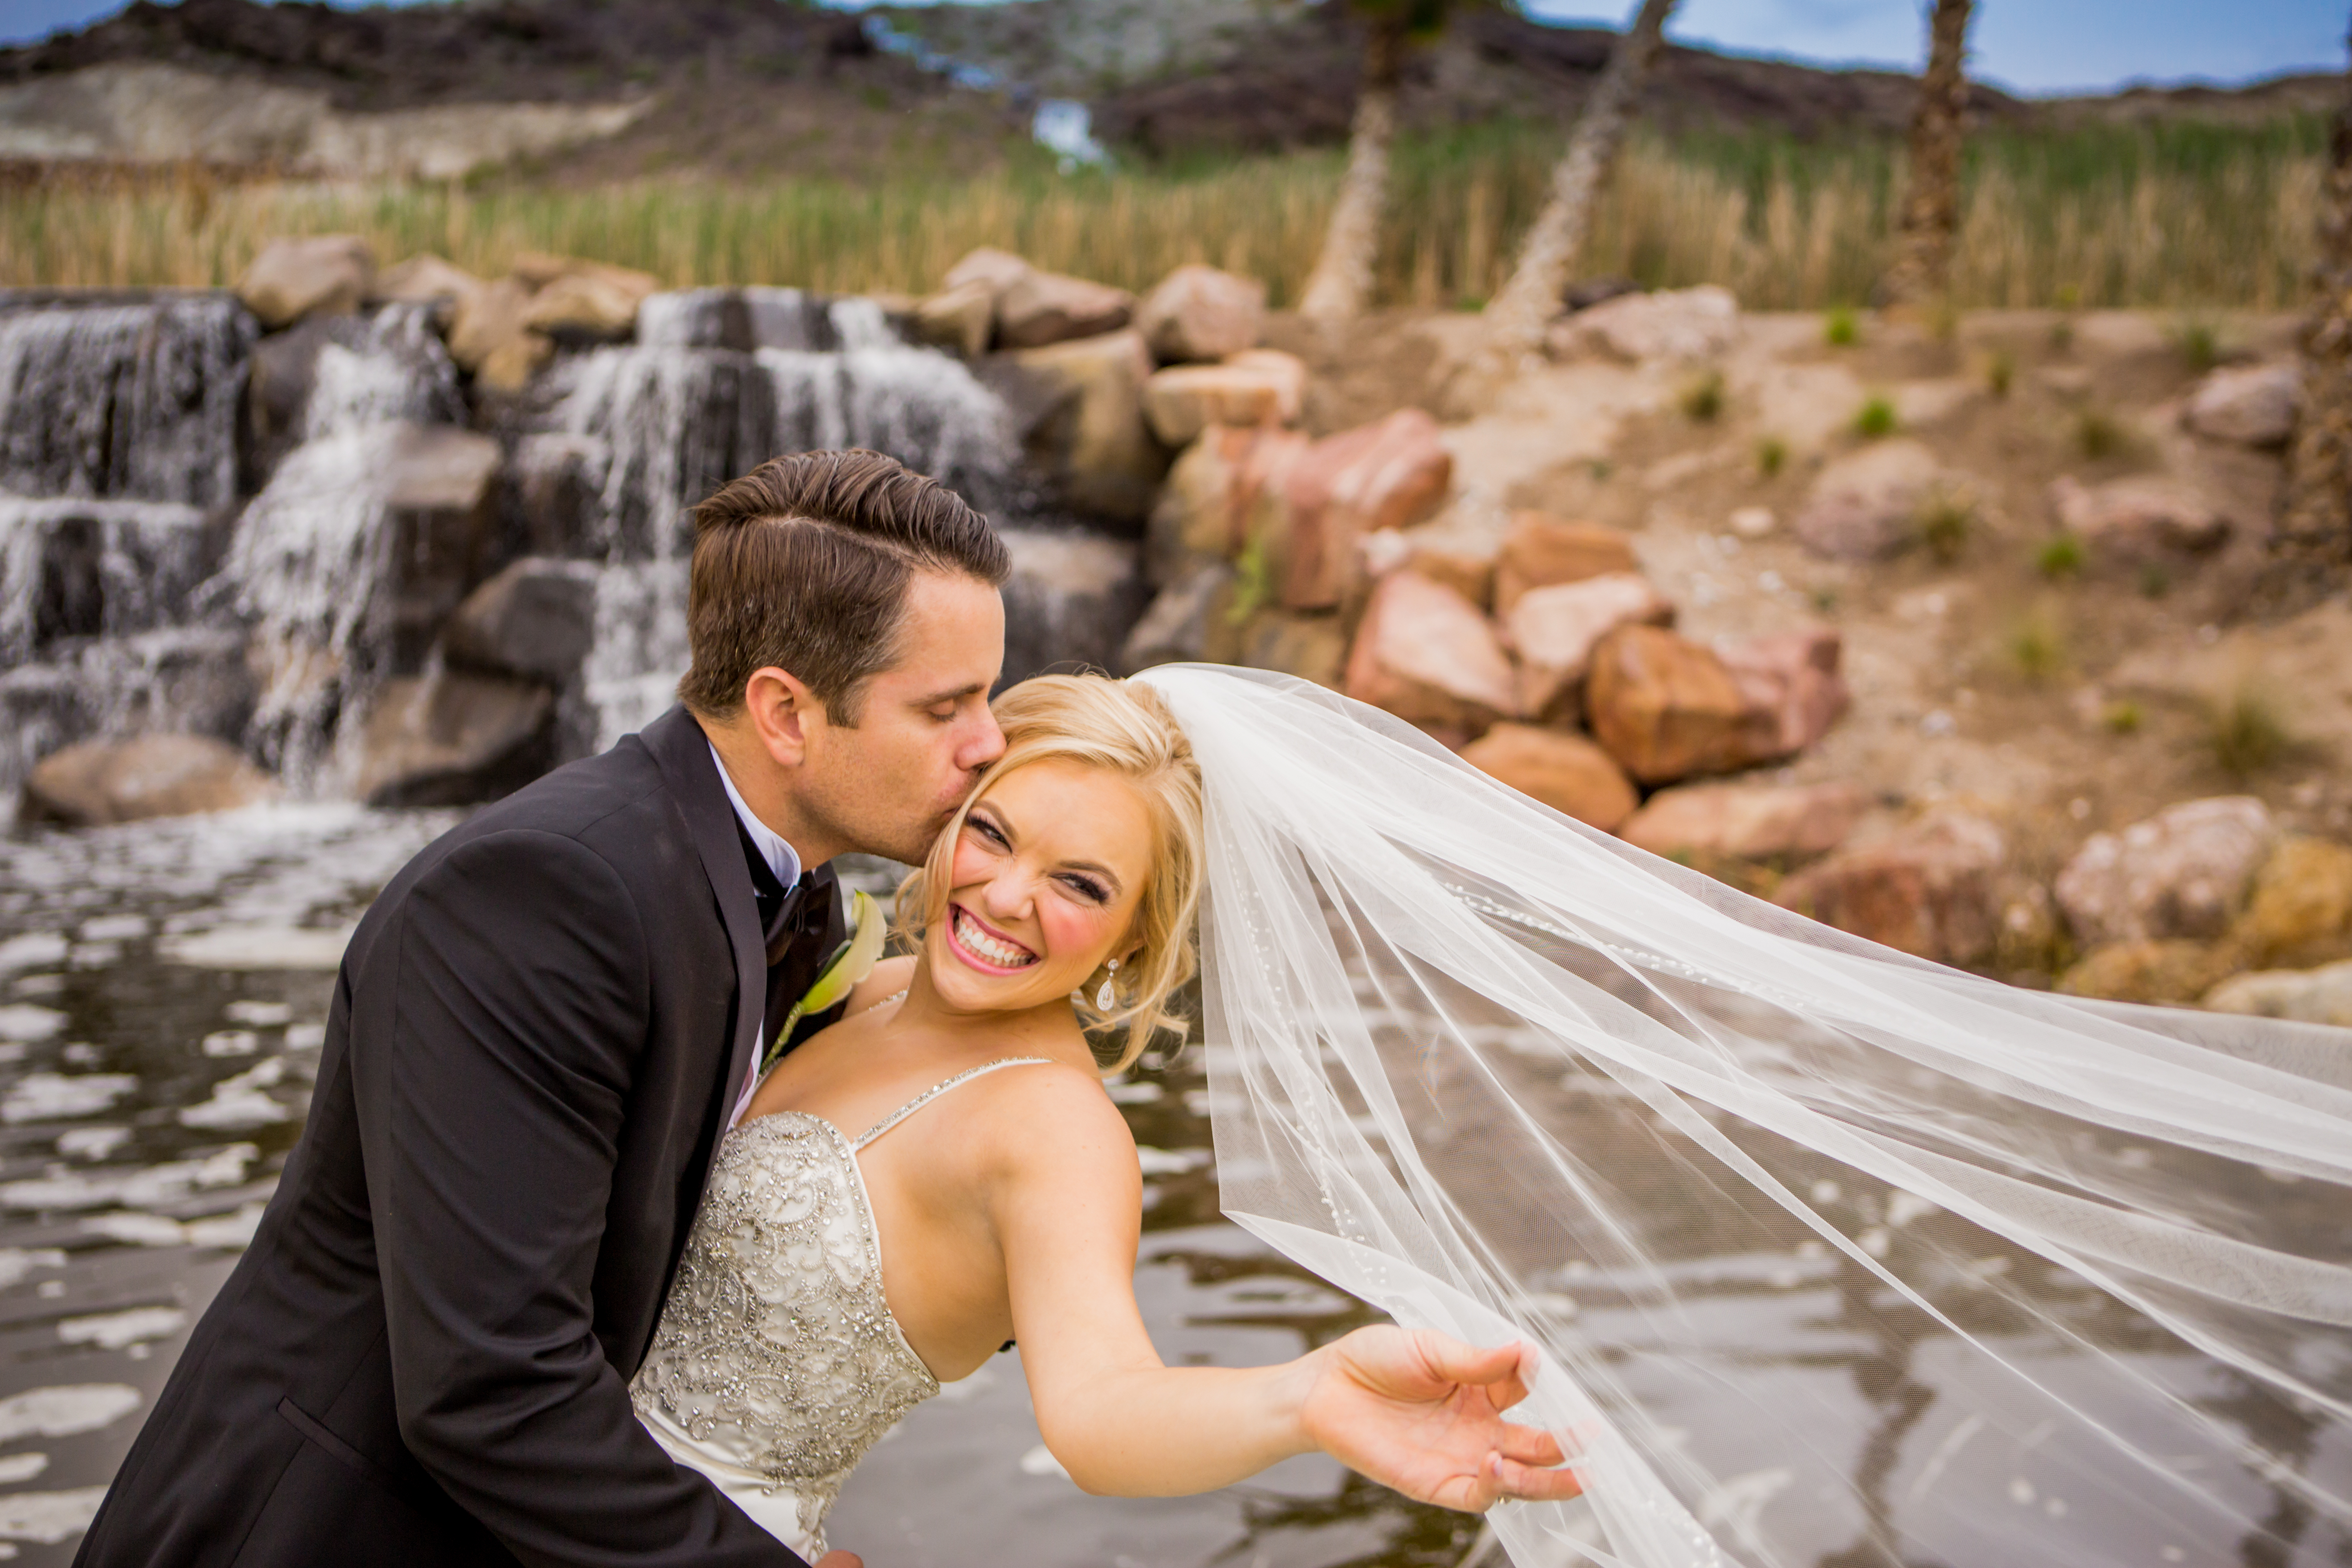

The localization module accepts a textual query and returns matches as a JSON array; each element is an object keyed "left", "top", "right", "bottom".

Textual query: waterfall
[
  {"left": 562, "top": 289, "right": 1022, "bottom": 751},
  {"left": 0, "top": 292, "right": 251, "bottom": 508}
]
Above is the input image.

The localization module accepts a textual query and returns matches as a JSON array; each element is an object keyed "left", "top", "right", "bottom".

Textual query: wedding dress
[{"left": 629, "top": 1057, "right": 1050, "bottom": 1561}]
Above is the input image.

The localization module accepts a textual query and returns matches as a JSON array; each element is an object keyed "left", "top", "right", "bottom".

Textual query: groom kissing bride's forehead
[{"left": 80, "top": 450, "right": 1022, "bottom": 1566}]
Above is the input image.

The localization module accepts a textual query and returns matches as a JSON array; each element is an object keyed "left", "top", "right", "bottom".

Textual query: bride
[
  {"left": 628, "top": 671, "right": 1582, "bottom": 1563},
  {"left": 635, "top": 667, "right": 2352, "bottom": 1568}
]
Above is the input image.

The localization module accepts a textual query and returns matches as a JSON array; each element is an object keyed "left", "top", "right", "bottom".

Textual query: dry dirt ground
[{"left": 1271, "top": 303, "right": 2352, "bottom": 953}]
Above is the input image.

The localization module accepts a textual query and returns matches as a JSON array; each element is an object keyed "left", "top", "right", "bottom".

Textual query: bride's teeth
[{"left": 956, "top": 909, "right": 1033, "bottom": 968}]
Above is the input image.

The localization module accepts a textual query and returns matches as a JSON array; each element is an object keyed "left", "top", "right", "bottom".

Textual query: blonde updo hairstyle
[{"left": 898, "top": 674, "right": 1203, "bottom": 1072}]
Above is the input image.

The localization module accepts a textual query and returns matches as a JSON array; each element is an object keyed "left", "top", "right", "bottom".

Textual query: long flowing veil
[{"left": 1133, "top": 663, "right": 2352, "bottom": 1568}]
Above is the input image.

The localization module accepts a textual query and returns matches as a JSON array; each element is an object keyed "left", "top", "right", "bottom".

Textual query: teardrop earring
[{"left": 1096, "top": 957, "right": 1120, "bottom": 1011}]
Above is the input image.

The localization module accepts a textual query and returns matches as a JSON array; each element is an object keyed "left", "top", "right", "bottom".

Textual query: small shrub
[
  {"left": 2004, "top": 608, "right": 2067, "bottom": 684},
  {"left": 1226, "top": 531, "right": 1271, "bottom": 626},
  {"left": 2036, "top": 535, "right": 2087, "bottom": 578},
  {"left": 2074, "top": 408, "right": 2128, "bottom": 459},
  {"left": 2138, "top": 562, "right": 2172, "bottom": 599},
  {"left": 1588, "top": 459, "right": 1614, "bottom": 483},
  {"left": 2101, "top": 699, "right": 2143, "bottom": 735},
  {"left": 2172, "top": 318, "right": 2220, "bottom": 375},
  {"left": 2048, "top": 319, "right": 2075, "bottom": 353},
  {"left": 1679, "top": 368, "right": 1726, "bottom": 423},
  {"left": 1985, "top": 348, "right": 2015, "bottom": 398},
  {"left": 1824, "top": 306, "right": 1859, "bottom": 347},
  {"left": 2207, "top": 687, "right": 2292, "bottom": 779},
  {"left": 1755, "top": 435, "right": 1788, "bottom": 478},
  {"left": 1808, "top": 584, "right": 1840, "bottom": 614},
  {"left": 1915, "top": 490, "right": 1974, "bottom": 564},
  {"left": 1853, "top": 395, "right": 1898, "bottom": 439}
]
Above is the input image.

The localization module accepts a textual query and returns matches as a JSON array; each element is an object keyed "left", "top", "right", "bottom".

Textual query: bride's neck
[{"left": 894, "top": 960, "right": 1101, "bottom": 1073}]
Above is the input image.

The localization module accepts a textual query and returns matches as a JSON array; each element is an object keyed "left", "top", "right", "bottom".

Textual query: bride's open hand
[{"left": 1296, "top": 1325, "right": 1583, "bottom": 1513}]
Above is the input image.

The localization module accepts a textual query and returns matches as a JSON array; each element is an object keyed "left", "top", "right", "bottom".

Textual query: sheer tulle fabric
[{"left": 1136, "top": 664, "right": 2351, "bottom": 1568}]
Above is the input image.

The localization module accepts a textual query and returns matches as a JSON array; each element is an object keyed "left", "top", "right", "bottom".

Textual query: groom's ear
[{"left": 743, "top": 666, "right": 822, "bottom": 768}]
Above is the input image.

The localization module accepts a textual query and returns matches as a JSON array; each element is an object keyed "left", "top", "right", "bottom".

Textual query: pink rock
[
  {"left": 1461, "top": 724, "right": 1638, "bottom": 832},
  {"left": 1145, "top": 423, "right": 1312, "bottom": 580},
  {"left": 1619, "top": 780, "right": 1865, "bottom": 863},
  {"left": 1792, "top": 440, "right": 1944, "bottom": 561},
  {"left": 1342, "top": 570, "right": 1517, "bottom": 731},
  {"left": 1717, "top": 626, "right": 1849, "bottom": 755},
  {"left": 1585, "top": 625, "right": 1782, "bottom": 785},
  {"left": 2054, "top": 795, "right": 2275, "bottom": 946},
  {"left": 1282, "top": 409, "right": 1452, "bottom": 610},
  {"left": 1136, "top": 264, "right": 1267, "bottom": 363},
  {"left": 1501, "top": 572, "right": 1675, "bottom": 724},
  {"left": 1774, "top": 811, "right": 2008, "bottom": 964},
  {"left": 2184, "top": 363, "right": 2302, "bottom": 448},
  {"left": 2048, "top": 475, "right": 2230, "bottom": 561},
  {"left": 1493, "top": 513, "right": 1641, "bottom": 614}
]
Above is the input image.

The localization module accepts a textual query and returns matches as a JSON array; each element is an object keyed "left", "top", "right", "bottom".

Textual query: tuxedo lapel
[{"left": 639, "top": 706, "right": 766, "bottom": 1189}]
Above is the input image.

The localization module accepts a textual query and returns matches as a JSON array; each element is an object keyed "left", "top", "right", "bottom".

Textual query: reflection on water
[{"left": 0, "top": 805, "right": 2342, "bottom": 1565}]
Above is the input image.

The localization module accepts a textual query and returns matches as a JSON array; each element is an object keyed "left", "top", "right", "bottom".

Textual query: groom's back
[{"left": 77, "top": 713, "right": 760, "bottom": 1568}]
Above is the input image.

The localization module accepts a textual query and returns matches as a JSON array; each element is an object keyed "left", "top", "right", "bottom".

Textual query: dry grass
[{"left": 0, "top": 116, "right": 2326, "bottom": 307}]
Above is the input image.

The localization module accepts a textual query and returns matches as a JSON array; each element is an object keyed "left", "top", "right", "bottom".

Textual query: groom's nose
[{"left": 954, "top": 705, "right": 1005, "bottom": 774}]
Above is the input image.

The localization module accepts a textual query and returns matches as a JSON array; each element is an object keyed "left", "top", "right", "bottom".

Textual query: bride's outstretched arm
[{"left": 991, "top": 1071, "right": 1580, "bottom": 1509}]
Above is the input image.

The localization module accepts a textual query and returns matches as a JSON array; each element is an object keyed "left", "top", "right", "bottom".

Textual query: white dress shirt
[{"left": 709, "top": 742, "right": 804, "bottom": 1127}]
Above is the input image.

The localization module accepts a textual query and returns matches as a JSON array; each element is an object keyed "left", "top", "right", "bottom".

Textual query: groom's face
[{"left": 796, "top": 570, "right": 1007, "bottom": 865}]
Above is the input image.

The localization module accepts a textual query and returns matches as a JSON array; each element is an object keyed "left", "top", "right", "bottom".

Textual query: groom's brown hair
[{"left": 678, "top": 449, "right": 1009, "bottom": 724}]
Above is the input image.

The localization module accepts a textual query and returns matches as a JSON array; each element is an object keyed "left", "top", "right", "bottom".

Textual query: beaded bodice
[{"left": 628, "top": 1058, "right": 1049, "bottom": 1552}]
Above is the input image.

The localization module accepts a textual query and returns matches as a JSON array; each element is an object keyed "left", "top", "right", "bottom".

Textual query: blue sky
[{"left": 1, "top": 0, "right": 2343, "bottom": 96}]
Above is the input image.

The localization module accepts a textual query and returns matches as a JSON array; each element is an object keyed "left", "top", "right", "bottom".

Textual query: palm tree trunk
[
  {"left": 2278, "top": 19, "right": 2352, "bottom": 567},
  {"left": 1300, "top": 16, "right": 1411, "bottom": 322},
  {"left": 1477, "top": 0, "right": 1677, "bottom": 365},
  {"left": 1880, "top": 0, "right": 1975, "bottom": 311}
]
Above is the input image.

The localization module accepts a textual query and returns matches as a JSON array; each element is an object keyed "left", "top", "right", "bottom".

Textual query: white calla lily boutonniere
[{"left": 761, "top": 889, "right": 886, "bottom": 1077}]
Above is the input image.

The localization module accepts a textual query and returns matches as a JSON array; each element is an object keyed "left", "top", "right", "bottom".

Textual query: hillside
[{"left": 0, "top": 0, "right": 2335, "bottom": 186}]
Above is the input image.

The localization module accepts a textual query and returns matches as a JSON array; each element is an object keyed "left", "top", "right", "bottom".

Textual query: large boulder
[
  {"left": 2048, "top": 475, "right": 2229, "bottom": 563},
  {"left": 1000, "top": 329, "right": 1167, "bottom": 523},
  {"left": 1547, "top": 285, "right": 1739, "bottom": 363},
  {"left": 943, "top": 247, "right": 1034, "bottom": 302},
  {"left": 2203, "top": 958, "right": 2352, "bottom": 1027},
  {"left": 996, "top": 270, "right": 1135, "bottom": 351},
  {"left": 370, "top": 252, "right": 482, "bottom": 330},
  {"left": 1619, "top": 780, "right": 1865, "bottom": 865},
  {"left": 1461, "top": 724, "right": 1638, "bottom": 832},
  {"left": 1342, "top": 570, "right": 1517, "bottom": 733},
  {"left": 911, "top": 278, "right": 995, "bottom": 359},
  {"left": 1136, "top": 264, "right": 1267, "bottom": 363},
  {"left": 2227, "top": 834, "right": 2352, "bottom": 971},
  {"left": 1502, "top": 572, "right": 1674, "bottom": 724},
  {"left": 1118, "top": 562, "right": 1234, "bottom": 674},
  {"left": 354, "top": 671, "right": 556, "bottom": 808},
  {"left": 1282, "top": 409, "right": 1452, "bottom": 610},
  {"left": 1585, "top": 625, "right": 1780, "bottom": 785},
  {"left": 237, "top": 235, "right": 377, "bottom": 329},
  {"left": 1718, "top": 627, "right": 1849, "bottom": 756},
  {"left": 1145, "top": 423, "right": 1310, "bottom": 584},
  {"left": 519, "top": 261, "right": 660, "bottom": 345},
  {"left": 1141, "top": 351, "right": 1306, "bottom": 446},
  {"left": 1773, "top": 811, "right": 2008, "bottom": 965},
  {"left": 1494, "top": 514, "right": 1640, "bottom": 615},
  {"left": 22, "top": 734, "right": 277, "bottom": 826},
  {"left": 441, "top": 558, "right": 600, "bottom": 686},
  {"left": 1377, "top": 524, "right": 1501, "bottom": 609},
  {"left": 508, "top": 434, "right": 609, "bottom": 555},
  {"left": 445, "top": 276, "right": 550, "bottom": 392},
  {"left": 2184, "top": 363, "right": 2302, "bottom": 448},
  {"left": 381, "top": 424, "right": 505, "bottom": 669},
  {"left": 1234, "top": 609, "right": 1350, "bottom": 688},
  {"left": 1792, "top": 440, "right": 1945, "bottom": 561},
  {"left": 2054, "top": 795, "right": 2275, "bottom": 947}
]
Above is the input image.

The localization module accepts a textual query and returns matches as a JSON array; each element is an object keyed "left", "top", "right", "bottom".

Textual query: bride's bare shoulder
[
  {"left": 844, "top": 954, "right": 918, "bottom": 1014},
  {"left": 963, "top": 1054, "right": 1138, "bottom": 1180}
]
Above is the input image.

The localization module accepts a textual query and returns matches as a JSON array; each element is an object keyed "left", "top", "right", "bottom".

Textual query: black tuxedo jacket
[{"left": 77, "top": 707, "right": 848, "bottom": 1568}]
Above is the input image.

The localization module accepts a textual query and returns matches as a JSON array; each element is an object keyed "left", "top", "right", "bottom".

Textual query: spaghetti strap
[{"left": 853, "top": 1057, "right": 1054, "bottom": 1152}]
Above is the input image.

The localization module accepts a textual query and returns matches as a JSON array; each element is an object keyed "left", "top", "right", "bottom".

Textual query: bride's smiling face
[{"left": 926, "top": 759, "right": 1154, "bottom": 1015}]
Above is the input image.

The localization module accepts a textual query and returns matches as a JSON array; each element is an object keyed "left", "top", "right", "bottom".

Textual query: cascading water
[{"left": 552, "top": 288, "right": 1028, "bottom": 749}]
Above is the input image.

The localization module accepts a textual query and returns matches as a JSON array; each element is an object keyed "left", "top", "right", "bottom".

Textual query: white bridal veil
[{"left": 1134, "top": 664, "right": 2351, "bottom": 1568}]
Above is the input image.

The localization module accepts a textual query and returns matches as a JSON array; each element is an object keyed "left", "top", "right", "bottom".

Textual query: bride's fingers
[
  {"left": 1494, "top": 1450, "right": 1586, "bottom": 1502},
  {"left": 1410, "top": 1331, "right": 1525, "bottom": 1394},
  {"left": 1493, "top": 1421, "right": 1567, "bottom": 1467}
]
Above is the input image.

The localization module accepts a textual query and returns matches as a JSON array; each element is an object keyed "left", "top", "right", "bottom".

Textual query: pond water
[{"left": 0, "top": 804, "right": 2340, "bottom": 1566}]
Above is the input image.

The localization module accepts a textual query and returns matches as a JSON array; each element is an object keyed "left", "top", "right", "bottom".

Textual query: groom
[{"left": 77, "top": 450, "right": 1011, "bottom": 1567}]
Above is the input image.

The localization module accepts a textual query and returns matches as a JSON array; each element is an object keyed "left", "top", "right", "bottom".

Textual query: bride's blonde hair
[{"left": 899, "top": 674, "right": 1203, "bottom": 1071}]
